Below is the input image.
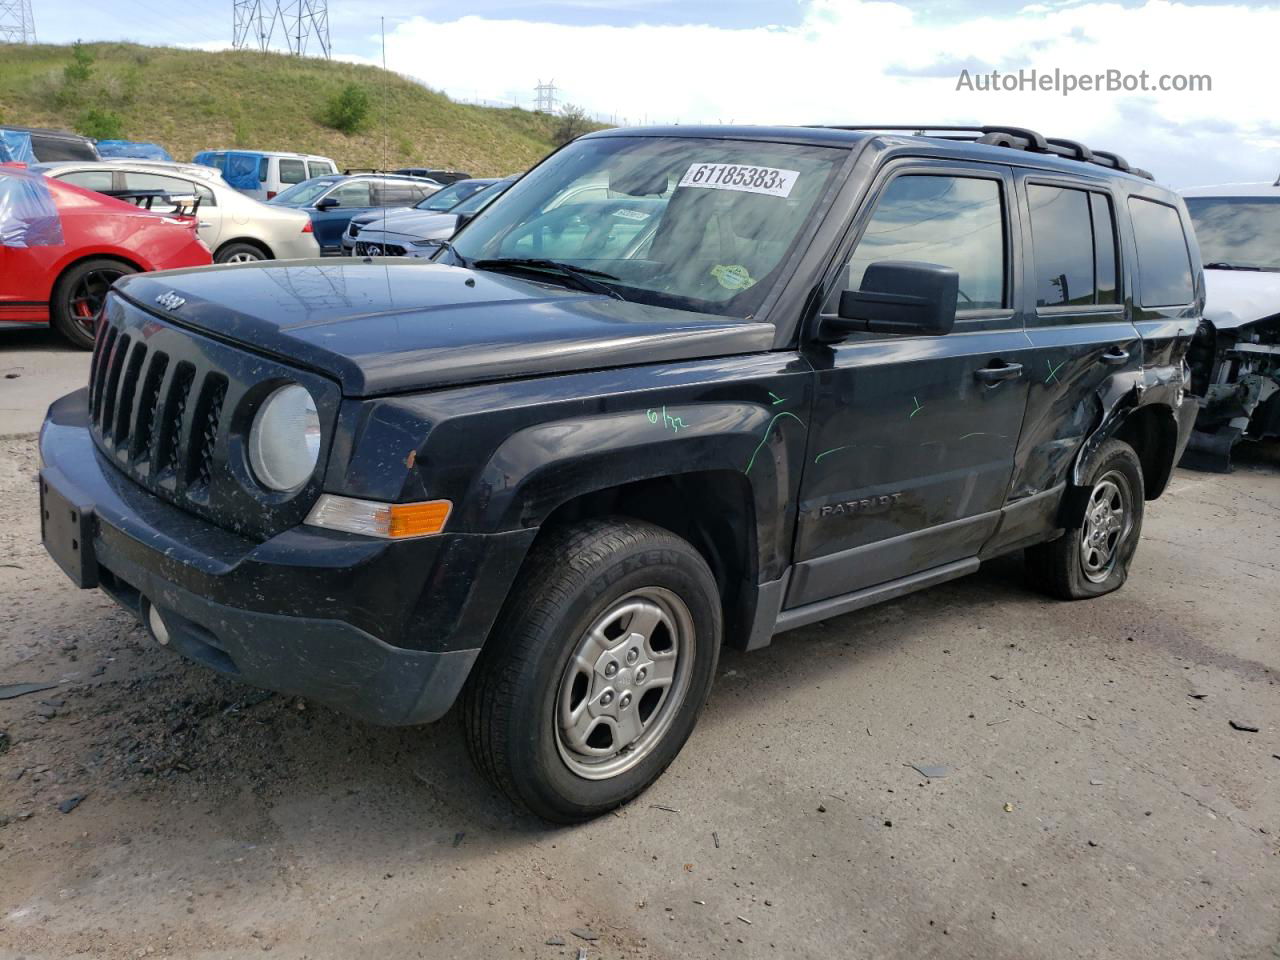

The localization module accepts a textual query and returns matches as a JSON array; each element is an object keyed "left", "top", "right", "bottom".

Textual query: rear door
[
  {"left": 1005, "top": 173, "right": 1142, "bottom": 505},
  {"left": 790, "top": 160, "right": 1035, "bottom": 607}
]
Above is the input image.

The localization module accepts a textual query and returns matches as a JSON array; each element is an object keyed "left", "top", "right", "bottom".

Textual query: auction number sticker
[{"left": 679, "top": 162, "right": 800, "bottom": 198}]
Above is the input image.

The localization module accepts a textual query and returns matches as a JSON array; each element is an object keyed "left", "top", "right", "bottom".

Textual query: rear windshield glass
[{"left": 449, "top": 136, "right": 846, "bottom": 318}]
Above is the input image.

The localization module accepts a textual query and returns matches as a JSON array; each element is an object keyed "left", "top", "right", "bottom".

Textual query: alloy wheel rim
[
  {"left": 68, "top": 268, "right": 124, "bottom": 335},
  {"left": 1080, "top": 470, "right": 1131, "bottom": 583},
  {"left": 554, "top": 587, "right": 695, "bottom": 780},
  {"left": 225, "top": 252, "right": 261, "bottom": 263}
]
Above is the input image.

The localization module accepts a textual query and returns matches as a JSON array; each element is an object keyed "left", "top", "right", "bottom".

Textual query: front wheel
[
  {"left": 1026, "top": 438, "right": 1145, "bottom": 600},
  {"left": 461, "top": 519, "right": 722, "bottom": 822}
]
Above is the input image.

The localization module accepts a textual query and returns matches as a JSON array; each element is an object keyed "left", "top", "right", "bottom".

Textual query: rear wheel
[
  {"left": 51, "top": 258, "right": 136, "bottom": 350},
  {"left": 462, "top": 519, "right": 721, "bottom": 822},
  {"left": 1026, "top": 439, "right": 1145, "bottom": 599},
  {"left": 214, "top": 242, "right": 268, "bottom": 264}
]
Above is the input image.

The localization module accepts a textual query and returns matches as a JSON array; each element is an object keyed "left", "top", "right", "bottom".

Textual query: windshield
[
  {"left": 270, "top": 178, "right": 337, "bottom": 206},
  {"left": 453, "top": 180, "right": 511, "bottom": 215},
  {"left": 447, "top": 136, "right": 845, "bottom": 317},
  {"left": 418, "top": 180, "right": 489, "bottom": 212},
  {"left": 1185, "top": 196, "right": 1280, "bottom": 271}
]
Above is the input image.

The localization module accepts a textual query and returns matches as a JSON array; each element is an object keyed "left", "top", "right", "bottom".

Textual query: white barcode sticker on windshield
[{"left": 678, "top": 162, "right": 799, "bottom": 198}]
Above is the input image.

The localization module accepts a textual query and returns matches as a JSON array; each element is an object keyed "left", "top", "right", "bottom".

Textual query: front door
[
  {"left": 312, "top": 180, "right": 375, "bottom": 253},
  {"left": 790, "top": 161, "right": 1034, "bottom": 608}
]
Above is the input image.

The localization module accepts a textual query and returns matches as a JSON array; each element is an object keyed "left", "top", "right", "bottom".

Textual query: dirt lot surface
[{"left": 1, "top": 333, "right": 1278, "bottom": 960}]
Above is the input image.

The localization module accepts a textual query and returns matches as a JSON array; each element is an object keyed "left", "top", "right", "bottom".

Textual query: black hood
[{"left": 115, "top": 261, "right": 773, "bottom": 397}]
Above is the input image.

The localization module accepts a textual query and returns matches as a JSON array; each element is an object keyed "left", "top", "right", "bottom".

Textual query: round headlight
[{"left": 248, "top": 384, "right": 320, "bottom": 491}]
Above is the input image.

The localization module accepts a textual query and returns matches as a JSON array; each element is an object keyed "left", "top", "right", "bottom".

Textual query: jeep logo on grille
[{"left": 155, "top": 292, "right": 186, "bottom": 311}]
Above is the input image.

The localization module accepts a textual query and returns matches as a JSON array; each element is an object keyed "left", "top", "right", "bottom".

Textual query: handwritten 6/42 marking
[{"left": 647, "top": 406, "right": 688, "bottom": 433}]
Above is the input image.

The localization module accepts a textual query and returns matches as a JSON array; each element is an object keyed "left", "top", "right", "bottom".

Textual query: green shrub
[
  {"left": 322, "top": 84, "right": 370, "bottom": 135},
  {"left": 77, "top": 108, "right": 124, "bottom": 140}
]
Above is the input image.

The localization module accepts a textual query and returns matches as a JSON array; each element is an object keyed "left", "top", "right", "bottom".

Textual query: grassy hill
[{"left": 0, "top": 42, "right": 573, "bottom": 174}]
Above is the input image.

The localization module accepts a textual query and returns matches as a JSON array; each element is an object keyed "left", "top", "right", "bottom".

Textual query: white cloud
[{"left": 361, "top": 0, "right": 1279, "bottom": 187}]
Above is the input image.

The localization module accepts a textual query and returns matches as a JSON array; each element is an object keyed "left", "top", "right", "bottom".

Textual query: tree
[
  {"left": 64, "top": 41, "right": 94, "bottom": 85},
  {"left": 552, "top": 104, "right": 593, "bottom": 147},
  {"left": 323, "top": 84, "right": 371, "bottom": 135}
]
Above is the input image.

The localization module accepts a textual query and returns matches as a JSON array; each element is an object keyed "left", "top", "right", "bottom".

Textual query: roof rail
[{"left": 817, "top": 125, "right": 1154, "bottom": 181}]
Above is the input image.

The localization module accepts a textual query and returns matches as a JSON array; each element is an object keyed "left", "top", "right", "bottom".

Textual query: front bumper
[{"left": 39, "top": 389, "right": 534, "bottom": 725}]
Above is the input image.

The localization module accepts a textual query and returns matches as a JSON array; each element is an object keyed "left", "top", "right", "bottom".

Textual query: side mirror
[
  {"left": 315, "top": 196, "right": 339, "bottom": 210},
  {"left": 452, "top": 211, "right": 478, "bottom": 233},
  {"left": 828, "top": 261, "right": 959, "bottom": 337}
]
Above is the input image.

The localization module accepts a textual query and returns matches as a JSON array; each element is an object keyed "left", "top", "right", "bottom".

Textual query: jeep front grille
[{"left": 86, "top": 292, "right": 340, "bottom": 540}]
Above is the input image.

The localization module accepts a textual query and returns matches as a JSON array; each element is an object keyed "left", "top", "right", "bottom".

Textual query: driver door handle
[
  {"left": 1101, "top": 347, "right": 1130, "bottom": 366},
  {"left": 975, "top": 360, "right": 1023, "bottom": 383}
]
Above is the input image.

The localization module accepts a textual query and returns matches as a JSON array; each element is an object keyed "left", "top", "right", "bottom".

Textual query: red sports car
[{"left": 0, "top": 165, "right": 211, "bottom": 348}]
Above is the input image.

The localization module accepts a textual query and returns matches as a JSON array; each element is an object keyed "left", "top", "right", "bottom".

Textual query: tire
[
  {"left": 215, "top": 242, "right": 268, "bottom": 264},
  {"left": 461, "top": 518, "right": 722, "bottom": 822},
  {"left": 51, "top": 258, "right": 137, "bottom": 350},
  {"left": 1026, "top": 438, "right": 1145, "bottom": 600}
]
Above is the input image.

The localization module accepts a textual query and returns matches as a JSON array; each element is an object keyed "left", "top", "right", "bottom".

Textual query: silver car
[
  {"left": 350, "top": 177, "right": 518, "bottom": 258},
  {"left": 34, "top": 160, "right": 320, "bottom": 263}
]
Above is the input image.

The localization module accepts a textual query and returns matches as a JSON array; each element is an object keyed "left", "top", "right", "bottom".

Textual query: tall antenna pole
[
  {"left": 381, "top": 16, "right": 388, "bottom": 174},
  {"left": 0, "top": 0, "right": 37, "bottom": 44}
]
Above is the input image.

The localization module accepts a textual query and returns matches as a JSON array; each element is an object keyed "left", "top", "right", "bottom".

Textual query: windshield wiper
[
  {"left": 1203, "top": 261, "right": 1267, "bottom": 271},
  {"left": 471, "top": 258, "right": 624, "bottom": 300}
]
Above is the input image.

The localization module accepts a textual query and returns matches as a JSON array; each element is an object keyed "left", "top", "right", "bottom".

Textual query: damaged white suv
[{"left": 1181, "top": 179, "right": 1280, "bottom": 469}]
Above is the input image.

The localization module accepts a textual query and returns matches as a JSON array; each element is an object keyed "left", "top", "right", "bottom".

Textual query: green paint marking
[
  {"left": 744, "top": 411, "right": 805, "bottom": 475},
  {"left": 814, "top": 445, "right": 855, "bottom": 464},
  {"left": 768, "top": 391, "right": 785, "bottom": 405},
  {"left": 646, "top": 406, "right": 688, "bottom": 433},
  {"left": 909, "top": 396, "right": 923, "bottom": 419},
  {"left": 1046, "top": 359, "right": 1066, "bottom": 384}
]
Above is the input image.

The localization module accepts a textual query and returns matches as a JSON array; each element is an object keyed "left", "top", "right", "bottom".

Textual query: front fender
[{"left": 465, "top": 401, "right": 805, "bottom": 581}]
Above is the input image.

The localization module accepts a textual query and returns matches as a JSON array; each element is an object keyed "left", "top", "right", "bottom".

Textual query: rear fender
[{"left": 1065, "top": 367, "right": 1186, "bottom": 524}]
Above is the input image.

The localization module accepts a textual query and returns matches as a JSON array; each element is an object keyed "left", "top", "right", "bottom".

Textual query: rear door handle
[
  {"left": 1101, "top": 347, "right": 1130, "bottom": 366},
  {"left": 975, "top": 361, "right": 1023, "bottom": 383}
]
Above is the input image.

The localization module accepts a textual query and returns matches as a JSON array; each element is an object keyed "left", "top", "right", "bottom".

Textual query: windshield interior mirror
[
  {"left": 828, "top": 260, "right": 959, "bottom": 337},
  {"left": 315, "top": 196, "right": 339, "bottom": 210}
]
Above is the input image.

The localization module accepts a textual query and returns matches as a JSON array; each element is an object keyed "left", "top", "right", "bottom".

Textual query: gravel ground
[{"left": 1, "top": 336, "right": 1278, "bottom": 960}]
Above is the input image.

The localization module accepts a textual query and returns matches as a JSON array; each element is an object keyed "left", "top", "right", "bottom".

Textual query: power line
[
  {"left": 233, "top": 0, "right": 330, "bottom": 58},
  {"left": 0, "top": 0, "right": 36, "bottom": 44}
]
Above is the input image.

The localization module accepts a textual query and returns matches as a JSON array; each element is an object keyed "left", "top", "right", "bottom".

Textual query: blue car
[{"left": 268, "top": 173, "right": 440, "bottom": 254}]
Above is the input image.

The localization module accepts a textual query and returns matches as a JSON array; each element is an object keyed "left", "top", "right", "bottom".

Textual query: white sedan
[{"left": 34, "top": 160, "right": 320, "bottom": 264}]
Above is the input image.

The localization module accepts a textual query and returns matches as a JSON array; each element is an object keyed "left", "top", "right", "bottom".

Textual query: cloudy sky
[{"left": 26, "top": 0, "right": 1280, "bottom": 187}]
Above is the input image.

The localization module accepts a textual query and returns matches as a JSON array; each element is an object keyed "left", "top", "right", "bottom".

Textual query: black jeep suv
[{"left": 40, "top": 125, "right": 1200, "bottom": 821}]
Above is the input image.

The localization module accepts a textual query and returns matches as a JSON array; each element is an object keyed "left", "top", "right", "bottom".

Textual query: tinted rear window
[
  {"left": 32, "top": 135, "right": 98, "bottom": 162},
  {"left": 1027, "top": 185, "right": 1119, "bottom": 307},
  {"left": 1128, "top": 198, "right": 1195, "bottom": 307}
]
